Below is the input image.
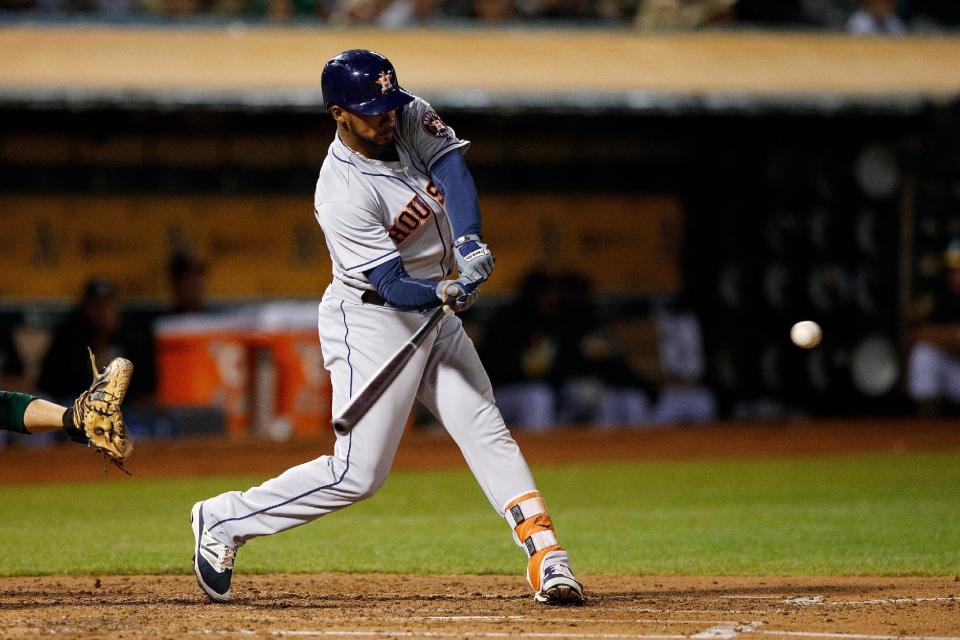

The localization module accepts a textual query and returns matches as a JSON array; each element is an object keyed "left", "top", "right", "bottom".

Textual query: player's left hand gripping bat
[{"left": 332, "top": 305, "right": 446, "bottom": 434}]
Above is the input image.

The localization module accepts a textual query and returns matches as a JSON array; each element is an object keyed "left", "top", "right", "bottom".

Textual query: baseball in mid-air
[{"left": 790, "top": 320, "right": 822, "bottom": 349}]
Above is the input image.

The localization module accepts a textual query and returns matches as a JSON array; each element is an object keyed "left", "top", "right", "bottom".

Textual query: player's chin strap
[{"left": 504, "top": 491, "right": 564, "bottom": 592}]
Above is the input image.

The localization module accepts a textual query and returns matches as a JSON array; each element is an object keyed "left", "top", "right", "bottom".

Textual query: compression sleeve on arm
[
  {"left": 0, "top": 390, "right": 36, "bottom": 433},
  {"left": 430, "top": 148, "right": 482, "bottom": 239},
  {"left": 366, "top": 257, "right": 441, "bottom": 311}
]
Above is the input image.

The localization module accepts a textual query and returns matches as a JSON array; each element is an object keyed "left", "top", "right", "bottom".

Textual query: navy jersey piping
[
  {"left": 331, "top": 149, "right": 413, "bottom": 188},
  {"left": 344, "top": 249, "right": 399, "bottom": 273},
  {"left": 207, "top": 302, "right": 355, "bottom": 529},
  {"left": 331, "top": 145, "right": 449, "bottom": 278}
]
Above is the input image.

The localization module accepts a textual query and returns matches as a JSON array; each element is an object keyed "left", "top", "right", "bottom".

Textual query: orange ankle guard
[{"left": 504, "top": 491, "right": 563, "bottom": 592}]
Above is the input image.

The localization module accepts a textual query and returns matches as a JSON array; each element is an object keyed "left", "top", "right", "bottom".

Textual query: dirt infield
[
  {"left": 3, "top": 420, "right": 959, "bottom": 638},
  {"left": 0, "top": 574, "right": 957, "bottom": 638}
]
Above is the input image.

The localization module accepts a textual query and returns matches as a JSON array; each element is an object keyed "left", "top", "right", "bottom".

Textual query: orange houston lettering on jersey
[
  {"left": 425, "top": 181, "right": 445, "bottom": 205},
  {"left": 388, "top": 193, "right": 437, "bottom": 243}
]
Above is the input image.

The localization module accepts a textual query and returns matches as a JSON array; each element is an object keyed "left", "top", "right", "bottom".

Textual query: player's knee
[{"left": 346, "top": 471, "right": 388, "bottom": 501}]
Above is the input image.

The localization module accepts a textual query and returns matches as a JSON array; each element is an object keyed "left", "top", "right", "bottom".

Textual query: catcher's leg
[{"left": 417, "top": 315, "right": 583, "bottom": 605}]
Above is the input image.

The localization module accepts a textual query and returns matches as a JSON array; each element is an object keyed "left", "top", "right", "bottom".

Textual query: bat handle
[{"left": 408, "top": 305, "right": 447, "bottom": 345}]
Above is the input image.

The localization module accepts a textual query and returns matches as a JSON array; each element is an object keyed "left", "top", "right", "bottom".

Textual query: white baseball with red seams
[{"left": 196, "top": 96, "right": 578, "bottom": 601}]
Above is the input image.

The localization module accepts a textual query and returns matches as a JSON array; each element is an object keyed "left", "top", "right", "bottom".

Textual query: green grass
[{"left": 1, "top": 451, "right": 959, "bottom": 576}]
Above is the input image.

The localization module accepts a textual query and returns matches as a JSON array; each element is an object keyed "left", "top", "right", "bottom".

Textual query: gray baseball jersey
[
  {"left": 200, "top": 97, "right": 542, "bottom": 548},
  {"left": 316, "top": 97, "right": 469, "bottom": 304}
]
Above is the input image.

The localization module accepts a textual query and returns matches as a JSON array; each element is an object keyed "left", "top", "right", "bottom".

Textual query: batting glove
[
  {"left": 436, "top": 277, "right": 479, "bottom": 313},
  {"left": 454, "top": 234, "right": 494, "bottom": 284}
]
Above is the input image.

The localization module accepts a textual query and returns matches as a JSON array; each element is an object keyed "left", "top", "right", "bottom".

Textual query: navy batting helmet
[{"left": 321, "top": 50, "right": 415, "bottom": 116}]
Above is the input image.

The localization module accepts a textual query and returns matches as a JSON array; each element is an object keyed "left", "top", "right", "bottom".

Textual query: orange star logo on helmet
[{"left": 376, "top": 70, "right": 395, "bottom": 95}]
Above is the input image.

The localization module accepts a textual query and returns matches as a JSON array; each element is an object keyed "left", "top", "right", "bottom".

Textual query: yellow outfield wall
[
  {"left": 1, "top": 27, "right": 959, "bottom": 96},
  {"left": 0, "top": 194, "right": 682, "bottom": 301}
]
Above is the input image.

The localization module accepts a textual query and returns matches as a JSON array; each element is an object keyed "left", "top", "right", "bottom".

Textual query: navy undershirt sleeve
[
  {"left": 366, "top": 257, "right": 441, "bottom": 310},
  {"left": 430, "top": 149, "right": 482, "bottom": 239}
]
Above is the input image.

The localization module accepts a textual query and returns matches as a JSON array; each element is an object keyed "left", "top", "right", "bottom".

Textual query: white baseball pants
[{"left": 202, "top": 295, "right": 538, "bottom": 547}]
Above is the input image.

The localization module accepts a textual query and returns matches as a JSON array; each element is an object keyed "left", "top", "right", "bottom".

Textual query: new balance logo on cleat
[
  {"left": 190, "top": 502, "right": 237, "bottom": 602},
  {"left": 535, "top": 554, "right": 584, "bottom": 605}
]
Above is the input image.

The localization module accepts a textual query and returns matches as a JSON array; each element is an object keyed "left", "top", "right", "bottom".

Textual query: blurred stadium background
[{"left": 2, "top": 2, "right": 960, "bottom": 444}]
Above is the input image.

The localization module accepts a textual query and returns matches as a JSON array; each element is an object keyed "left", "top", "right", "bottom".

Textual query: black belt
[{"left": 361, "top": 290, "right": 390, "bottom": 307}]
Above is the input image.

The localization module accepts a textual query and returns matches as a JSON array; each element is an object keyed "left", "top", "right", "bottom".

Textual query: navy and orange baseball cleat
[
  {"left": 534, "top": 551, "right": 584, "bottom": 605},
  {"left": 190, "top": 501, "right": 237, "bottom": 602}
]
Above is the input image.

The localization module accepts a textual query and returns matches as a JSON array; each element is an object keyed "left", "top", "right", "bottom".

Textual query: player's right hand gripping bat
[{"left": 332, "top": 304, "right": 446, "bottom": 434}]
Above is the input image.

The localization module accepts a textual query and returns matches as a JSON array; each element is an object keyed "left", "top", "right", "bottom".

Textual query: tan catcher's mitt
[{"left": 66, "top": 347, "right": 134, "bottom": 473}]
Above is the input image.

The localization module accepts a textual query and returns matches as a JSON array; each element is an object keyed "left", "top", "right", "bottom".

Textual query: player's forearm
[
  {"left": 366, "top": 257, "right": 442, "bottom": 310},
  {"left": 23, "top": 397, "right": 70, "bottom": 433},
  {"left": 430, "top": 149, "right": 481, "bottom": 238},
  {"left": 0, "top": 391, "right": 72, "bottom": 434}
]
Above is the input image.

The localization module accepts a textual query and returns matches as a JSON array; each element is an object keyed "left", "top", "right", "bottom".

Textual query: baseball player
[
  {"left": 190, "top": 49, "right": 583, "bottom": 605},
  {"left": 0, "top": 350, "right": 133, "bottom": 468}
]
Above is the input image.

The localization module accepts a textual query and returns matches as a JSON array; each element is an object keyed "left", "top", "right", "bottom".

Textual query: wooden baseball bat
[{"left": 332, "top": 305, "right": 446, "bottom": 433}]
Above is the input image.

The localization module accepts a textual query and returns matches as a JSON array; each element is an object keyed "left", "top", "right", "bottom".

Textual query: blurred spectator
[
  {"left": 139, "top": 0, "right": 208, "bottom": 18},
  {"left": 37, "top": 277, "right": 155, "bottom": 405},
  {"left": 121, "top": 250, "right": 210, "bottom": 402},
  {"left": 7, "top": 0, "right": 138, "bottom": 14},
  {"left": 168, "top": 250, "right": 208, "bottom": 314},
  {"left": 469, "top": 0, "right": 517, "bottom": 21},
  {"left": 6, "top": 0, "right": 955, "bottom": 26},
  {"left": 730, "top": 0, "right": 804, "bottom": 24},
  {"left": 37, "top": 278, "right": 131, "bottom": 401},
  {"left": 0, "top": 0, "right": 37, "bottom": 10},
  {"left": 95, "top": 0, "right": 138, "bottom": 18},
  {"left": 479, "top": 271, "right": 561, "bottom": 431},
  {"left": 480, "top": 270, "right": 658, "bottom": 430},
  {"left": 374, "top": 0, "right": 443, "bottom": 25},
  {"left": 648, "top": 299, "right": 717, "bottom": 425},
  {"left": 0, "top": 328, "right": 25, "bottom": 392},
  {"left": 552, "top": 273, "right": 656, "bottom": 428},
  {"left": 635, "top": 0, "right": 736, "bottom": 30},
  {"left": 847, "top": 0, "right": 905, "bottom": 33},
  {"left": 904, "top": 0, "right": 960, "bottom": 29},
  {"left": 329, "top": 0, "right": 385, "bottom": 21},
  {"left": 907, "top": 238, "right": 960, "bottom": 416},
  {"left": 799, "top": 0, "right": 857, "bottom": 28},
  {"left": 518, "top": 0, "right": 593, "bottom": 20}
]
